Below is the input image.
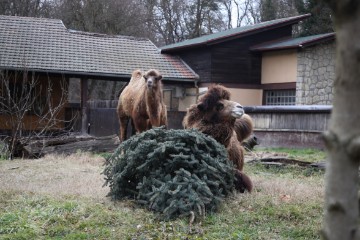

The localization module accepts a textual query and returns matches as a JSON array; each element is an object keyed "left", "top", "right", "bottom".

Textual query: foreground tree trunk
[{"left": 322, "top": 1, "right": 360, "bottom": 239}]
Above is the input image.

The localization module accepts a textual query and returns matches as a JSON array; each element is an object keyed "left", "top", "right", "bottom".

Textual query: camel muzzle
[
  {"left": 231, "top": 104, "right": 244, "bottom": 118},
  {"left": 147, "top": 81, "right": 153, "bottom": 88}
]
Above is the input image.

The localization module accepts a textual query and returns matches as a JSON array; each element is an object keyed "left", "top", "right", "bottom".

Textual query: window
[{"left": 264, "top": 89, "right": 296, "bottom": 105}]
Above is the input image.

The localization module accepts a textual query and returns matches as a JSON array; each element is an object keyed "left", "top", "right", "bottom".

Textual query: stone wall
[{"left": 296, "top": 41, "right": 336, "bottom": 105}]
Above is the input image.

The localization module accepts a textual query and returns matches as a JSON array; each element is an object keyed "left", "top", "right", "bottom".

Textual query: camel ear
[
  {"left": 156, "top": 75, "right": 162, "bottom": 81},
  {"left": 143, "top": 75, "right": 147, "bottom": 80},
  {"left": 197, "top": 103, "right": 205, "bottom": 111}
]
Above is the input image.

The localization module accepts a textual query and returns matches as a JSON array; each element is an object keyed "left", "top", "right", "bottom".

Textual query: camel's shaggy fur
[
  {"left": 183, "top": 85, "right": 254, "bottom": 192},
  {"left": 117, "top": 69, "right": 167, "bottom": 141}
]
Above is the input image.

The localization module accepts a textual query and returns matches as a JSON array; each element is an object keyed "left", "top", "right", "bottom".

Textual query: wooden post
[{"left": 81, "top": 78, "right": 89, "bottom": 134}]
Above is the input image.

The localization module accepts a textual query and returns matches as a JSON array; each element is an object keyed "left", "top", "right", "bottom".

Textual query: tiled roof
[
  {"left": 250, "top": 32, "right": 335, "bottom": 51},
  {"left": 161, "top": 14, "right": 311, "bottom": 52},
  {"left": 0, "top": 15, "right": 198, "bottom": 82}
]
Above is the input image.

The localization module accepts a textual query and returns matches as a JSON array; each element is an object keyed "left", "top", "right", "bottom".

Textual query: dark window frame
[{"left": 264, "top": 89, "right": 296, "bottom": 105}]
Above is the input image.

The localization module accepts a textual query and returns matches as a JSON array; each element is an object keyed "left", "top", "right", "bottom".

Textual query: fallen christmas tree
[{"left": 103, "top": 127, "right": 236, "bottom": 220}]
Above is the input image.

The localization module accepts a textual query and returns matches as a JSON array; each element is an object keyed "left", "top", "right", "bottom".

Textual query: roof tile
[{"left": 0, "top": 15, "right": 198, "bottom": 81}]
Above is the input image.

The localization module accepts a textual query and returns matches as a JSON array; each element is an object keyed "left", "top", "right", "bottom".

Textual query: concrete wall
[
  {"left": 178, "top": 88, "right": 198, "bottom": 111},
  {"left": 261, "top": 50, "right": 297, "bottom": 84},
  {"left": 228, "top": 88, "right": 263, "bottom": 106},
  {"left": 196, "top": 87, "right": 263, "bottom": 106},
  {"left": 296, "top": 42, "right": 336, "bottom": 105}
]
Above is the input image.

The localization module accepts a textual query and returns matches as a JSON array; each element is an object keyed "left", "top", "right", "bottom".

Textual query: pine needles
[{"left": 103, "top": 127, "right": 235, "bottom": 220}]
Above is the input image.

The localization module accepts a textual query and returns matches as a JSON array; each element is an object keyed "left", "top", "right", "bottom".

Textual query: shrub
[
  {"left": 0, "top": 139, "right": 10, "bottom": 160},
  {"left": 103, "top": 127, "right": 235, "bottom": 220}
]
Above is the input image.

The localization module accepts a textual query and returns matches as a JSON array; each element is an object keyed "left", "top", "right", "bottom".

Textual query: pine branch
[{"left": 103, "top": 127, "right": 235, "bottom": 220}]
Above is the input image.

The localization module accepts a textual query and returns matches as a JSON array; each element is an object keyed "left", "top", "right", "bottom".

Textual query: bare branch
[{"left": 0, "top": 68, "right": 77, "bottom": 158}]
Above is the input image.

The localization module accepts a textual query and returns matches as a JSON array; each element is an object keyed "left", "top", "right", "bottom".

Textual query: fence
[
  {"left": 71, "top": 101, "right": 331, "bottom": 149},
  {"left": 82, "top": 100, "right": 186, "bottom": 137},
  {"left": 244, "top": 105, "right": 331, "bottom": 149}
]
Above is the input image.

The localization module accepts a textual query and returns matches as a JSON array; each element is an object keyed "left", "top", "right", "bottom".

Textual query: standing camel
[{"left": 117, "top": 69, "right": 167, "bottom": 142}]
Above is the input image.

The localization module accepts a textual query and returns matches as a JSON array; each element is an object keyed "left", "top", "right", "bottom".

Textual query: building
[
  {"left": 161, "top": 14, "right": 335, "bottom": 107},
  {"left": 1, "top": 14, "right": 335, "bottom": 147},
  {"left": 0, "top": 15, "right": 198, "bottom": 133}
]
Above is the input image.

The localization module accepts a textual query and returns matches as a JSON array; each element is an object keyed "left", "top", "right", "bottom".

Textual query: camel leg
[
  {"left": 227, "top": 138, "right": 244, "bottom": 171},
  {"left": 119, "top": 116, "right": 129, "bottom": 142},
  {"left": 160, "top": 107, "right": 168, "bottom": 128},
  {"left": 146, "top": 119, "right": 152, "bottom": 129},
  {"left": 133, "top": 118, "right": 148, "bottom": 134},
  {"left": 130, "top": 119, "right": 136, "bottom": 136},
  {"left": 149, "top": 114, "right": 161, "bottom": 128}
]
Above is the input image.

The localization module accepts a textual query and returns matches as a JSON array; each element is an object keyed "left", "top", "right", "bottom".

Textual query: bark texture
[
  {"left": 322, "top": 1, "right": 360, "bottom": 239},
  {"left": 23, "top": 135, "right": 120, "bottom": 158}
]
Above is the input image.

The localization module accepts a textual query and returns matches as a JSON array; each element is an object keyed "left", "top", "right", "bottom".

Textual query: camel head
[
  {"left": 197, "top": 85, "right": 244, "bottom": 123},
  {"left": 197, "top": 99, "right": 244, "bottom": 123},
  {"left": 143, "top": 69, "right": 162, "bottom": 89}
]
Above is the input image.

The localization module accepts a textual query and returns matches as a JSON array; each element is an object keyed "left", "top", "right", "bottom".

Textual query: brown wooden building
[
  {"left": 0, "top": 14, "right": 335, "bottom": 149},
  {"left": 161, "top": 14, "right": 335, "bottom": 107},
  {"left": 0, "top": 15, "right": 198, "bottom": 134}
]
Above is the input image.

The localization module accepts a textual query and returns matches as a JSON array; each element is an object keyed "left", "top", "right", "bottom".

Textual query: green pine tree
[
  {"left": 103, "top": 127, "right": 235, "bottom": 220},
  {"left": 296, "top": 0, "right": 334, "bottom": 36}
]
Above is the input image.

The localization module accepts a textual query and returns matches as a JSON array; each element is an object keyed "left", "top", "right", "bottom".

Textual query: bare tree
[
  {"left": 185, "top": 0, "right": 226, "bottom": 38},
  {"left": 321, "top": 1, "right": 360, "bottom": 239},
  {"left": 220, "top": 0, "right": 262, "bottom": 27},
  {"left": 220, "top": 0, "right": 233, "bottom": 29},
  {"left": 0, "top": 70, "right": 72, "bottom": 159},
  {"left": 144, "top": 0, "right": 186, "bottom": 45},
  {"left": 234, "top": 0, "right": 254, "bottom": 26},
  {"left": 143, "top": 0, "right": 227, "bottom": 45},
  {"left": 52, "top": 0, "right": 149, "bottom": 37},
  {"left": 0, "top": 0, "right": 55, "bottom": 17},
  {"left": 222, "top": 0, "right": 301, "bottom": 28}
]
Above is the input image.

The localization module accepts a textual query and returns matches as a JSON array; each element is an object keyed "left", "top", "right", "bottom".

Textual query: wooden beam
[
  {"left": 81, "top": 78, "right": 89, "bottom": 134},
  {"left": 261, "top": 82, "right": 296, "bottom": 90}
]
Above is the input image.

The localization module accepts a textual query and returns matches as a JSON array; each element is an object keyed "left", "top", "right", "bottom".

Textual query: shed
[{"left": 0, "top": 15, "right": 198, "bottom": 134}]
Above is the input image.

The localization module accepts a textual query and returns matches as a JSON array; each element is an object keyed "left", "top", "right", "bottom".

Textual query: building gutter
[
  {"left": 244, "top": 105, "right": 332, "bottom": 113},
  {"left": 0, "top": 67, "right": 198, "bottom": 83}
]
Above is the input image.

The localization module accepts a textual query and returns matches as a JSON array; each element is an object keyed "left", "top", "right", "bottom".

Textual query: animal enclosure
[
  {"left": 245, "top": 105, "right": 331, "bottom": 149},
  {"left": 69, "top": 101, "right": 331, "bottom": 149}
]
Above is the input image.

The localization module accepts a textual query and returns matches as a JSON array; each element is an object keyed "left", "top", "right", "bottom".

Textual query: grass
[
  {"left": 0, "top": 191, "right": 148, "bottom": 239},
  {"left": 0, "top": 148, "right": 326, "bottom": 240},
  {"left": 252, "top": 147, "right": 327, "bottom": 163},
  {"left": 0, "top": 140, "right": 9, "bottom": 160}
]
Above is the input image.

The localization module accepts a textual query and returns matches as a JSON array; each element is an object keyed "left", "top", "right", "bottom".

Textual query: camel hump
[
  {"left": 131, "top": 69, "right": 143, "bottom": 80},
  {"left": 234, "top": 114, "right": 254, "bottom": 142}
]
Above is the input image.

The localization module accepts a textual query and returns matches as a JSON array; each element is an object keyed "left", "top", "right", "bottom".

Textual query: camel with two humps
[{"left": 117, "top": 69, "right": 167, "bottom": 142}]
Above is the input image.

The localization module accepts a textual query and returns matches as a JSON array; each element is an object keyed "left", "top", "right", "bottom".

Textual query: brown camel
[
  {"left": 183, "top": 84, "right": 254, "bottom": 192},
  {"left": 117, "top": 69, "right": 167, "bottom": 142}
]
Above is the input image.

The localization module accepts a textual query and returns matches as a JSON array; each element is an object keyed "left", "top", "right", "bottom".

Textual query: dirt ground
[{"left": 0, "top": 153, "right": 109, "bottom": 199}]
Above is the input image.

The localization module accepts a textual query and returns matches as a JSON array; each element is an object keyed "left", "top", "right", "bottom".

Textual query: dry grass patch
[
  {"left": 0, "top": 148, "right": 326, "bottom": 239},
  {"left": 0, "top": 152, "right": 108, "bottom": 199}
]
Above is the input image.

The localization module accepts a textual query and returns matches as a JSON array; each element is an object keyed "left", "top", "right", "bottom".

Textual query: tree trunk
[
  {"left": 23, "top": 134, "right": 120, "bottom": 157},
  {"left": 322, "top": 1, "right": 360, "bottom": 239}
]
